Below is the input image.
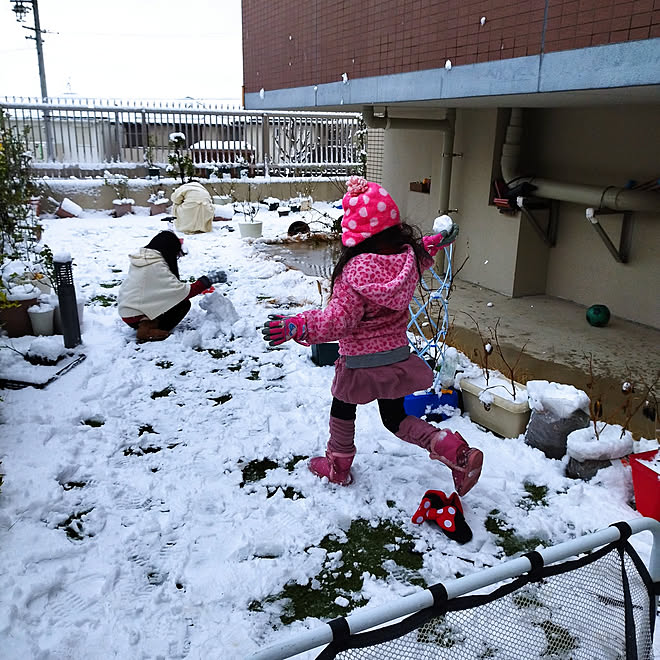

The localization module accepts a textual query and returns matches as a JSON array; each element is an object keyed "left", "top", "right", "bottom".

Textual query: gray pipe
[
  {"left": 501, "top": 108, "right": 660, "bottom": 213},
  {"left": 438, "top": 108, "right": 456, "bottom": 215},
  {"left": 362, "top": 106, "right": 451, "bottom": 132}
]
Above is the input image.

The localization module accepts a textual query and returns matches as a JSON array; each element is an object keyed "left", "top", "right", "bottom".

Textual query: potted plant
[
  {"left": 277, "top": 204, "right": 290, "bottom": 217},
  {"left": 264, "top": 197, "right": 280, "bottom": 212},
  {"left": 565, "top": 361, "right": 658, "bottom": 480},
  {"left": 147, "top": 190, "right": 170, "bottom": 216},
  {"left": 234, "top": 200, "right": 262, "bottom": 239},
  {"left": 166, "top": 133, "right": 195, "bottom": 184},
  {"left": 144, "top": 135, "right": 160, "bottom": 179},
  {"left": 458, "top": 319, "right": 531, "bottom": 438},
  {"left": 0, "top": 108, "right": 42, "bottom": 337},
  {"left": 103, "top": 171, "right": 134, "bottom": 217}
]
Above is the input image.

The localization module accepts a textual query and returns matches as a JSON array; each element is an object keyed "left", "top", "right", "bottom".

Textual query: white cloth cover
[
  {"left": 117, "top": 248, "right": 191, "bottom": 320},
  {"left": 171, "top": 182, "right": 214, "bottom": 234}
]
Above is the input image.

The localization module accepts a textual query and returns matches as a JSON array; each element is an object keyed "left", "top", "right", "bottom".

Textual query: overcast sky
[{"left": 0, "top": 0, "right": 243, "bottom": 103}]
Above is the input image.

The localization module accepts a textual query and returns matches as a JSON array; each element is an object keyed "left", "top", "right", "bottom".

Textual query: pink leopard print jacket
[{"left": 302, "top": 244, "right": 434, "bottom": 356}]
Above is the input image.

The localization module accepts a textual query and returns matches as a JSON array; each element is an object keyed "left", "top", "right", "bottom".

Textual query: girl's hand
[
  {"left": 423, "top": 225, "right": 459, "bottom": 255},
  {"left": 261, "top": 314, "right": 307, "bottom": 346}
]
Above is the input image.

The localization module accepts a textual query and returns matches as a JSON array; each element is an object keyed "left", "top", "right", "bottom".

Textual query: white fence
[{"left": 0, "top": 96, "right": 364, "bottom": 178}]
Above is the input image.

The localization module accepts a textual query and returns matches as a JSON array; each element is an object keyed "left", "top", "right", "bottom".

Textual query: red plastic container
[{"left": 629, "top": 450, "right": 660, "bottom": 521}]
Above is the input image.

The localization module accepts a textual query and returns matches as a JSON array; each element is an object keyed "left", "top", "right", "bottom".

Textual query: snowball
[
  {"left": 480, "top": 16, "right": 487, "bottom": 25},
  {"left": 432, "top": 214, "right": 453, "bottom": 233},
  {"left": 259, "top": 88, "right": 265, "bottom": 99},
  {"left": 445, "top": 59, "right": 452, "bottom": 70}
]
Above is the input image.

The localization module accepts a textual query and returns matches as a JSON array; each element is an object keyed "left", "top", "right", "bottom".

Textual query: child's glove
[
  {"left": 207, "top": 269, "right": 228, "bottom": 284},
  {"left": 423, "top": 224, "right": 460, "bottom": 256},
  {"left": 261, "top": 314, "right": 307, "bottom": 346}
]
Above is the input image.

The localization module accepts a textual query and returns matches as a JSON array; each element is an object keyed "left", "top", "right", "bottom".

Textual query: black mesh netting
[{"left": 317, "top": 538, "right": 656, "bottom": 660}]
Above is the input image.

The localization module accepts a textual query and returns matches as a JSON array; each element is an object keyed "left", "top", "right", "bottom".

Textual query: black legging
[
  {"left": 129, "top": 299, "right": 191, "bottom": 331},
  {"left": 157, "top": 299, "right": 191, "bottom": 331},
  {"left": 330, "top": 396, "right": 407, "bottom": 434}
]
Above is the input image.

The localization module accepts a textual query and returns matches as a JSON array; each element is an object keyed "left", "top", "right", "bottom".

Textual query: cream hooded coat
[
  {"left": 171, "top": 182, "right": 214, "bottom": 234},
  {"left": 117, "top": 248, "right": 190, "bottom": 320}
]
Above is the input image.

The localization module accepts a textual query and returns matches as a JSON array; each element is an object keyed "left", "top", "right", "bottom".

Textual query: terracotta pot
[{"left": 0, "top": 297, "right": 39, "bottom": 337}]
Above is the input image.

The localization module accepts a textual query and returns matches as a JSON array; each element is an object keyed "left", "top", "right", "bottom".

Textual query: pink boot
[
  {"left": 309, "top": 416, "right": 356, "bottom": 486},
  {"left": 395, "top": 416, "right": 483, "bottom": 496},
  {"left": 309, "top": 449, "right": 356, "bottom": 485},
  {"left": 430, "top": 430, "right": 483, "bottom": 496}
]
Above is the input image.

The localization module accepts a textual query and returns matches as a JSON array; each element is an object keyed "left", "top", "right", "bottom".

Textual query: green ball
[{"left": 586, "top": 304, "right": 610, "bottom": 327}]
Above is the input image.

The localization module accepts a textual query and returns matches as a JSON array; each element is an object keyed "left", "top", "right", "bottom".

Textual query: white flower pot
[
  {"left": 460, "top": 378, "right": 531, "bottom": 438},
  {"left": 28, "top": 306, "right": 55, "bottom": 336},
  {"left": 238, "top": 221, "right": 263, "bottom": 238}
]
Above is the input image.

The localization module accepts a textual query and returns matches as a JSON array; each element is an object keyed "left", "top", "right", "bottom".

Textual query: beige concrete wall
[
  {"left": 381, "top": 128, "right": 440, "bottom": 234},
  {"left": 523, "top": 105, "right": 660, "bottom": 328},
  {"left": 451, "top": 109, "right": 522, "bottom": 296},
  {"left": 37, "top": 179, "right": 347, "bottom": 212}
]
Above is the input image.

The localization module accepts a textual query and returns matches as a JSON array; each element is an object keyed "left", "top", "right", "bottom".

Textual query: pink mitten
[
  {"left": 261, "top": 314, "right": 308, "bottom": 346},
  {"left": 423, "top": 224, "right": 460, "bottom": 256}
]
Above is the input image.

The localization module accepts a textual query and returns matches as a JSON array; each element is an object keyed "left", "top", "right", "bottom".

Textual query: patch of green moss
[
  {"left": 89, "top": 294, "right": 116, "bottom": 307},
  {"left": 241, "top": 458, "right": 279, "bottom": 485},
  {"left": 227, "top": 361, "right": 243, "bottom": 372},
  {"left": 82, "top": 418, "right": 104, "bottom": 427},
  {"left": 208, "top": 394, "right": 232, "bottom": 406},
  {"left": 156, "top": 360, "right": 172, "bottom": 369},
  {"left": 57, "top": 508, "right": 94, "bottom": 541},
  {"left": 518, "top": 482, "right": 549, "bottom": 510},
  {"left": 247, "top": 370, "right": 260, "bottom": 380},
  {"left": 62, "top": 481, "right": 86, "bottom": 490},
  {"left": 124, "top": 445, "right": 162, "bottom": 457},
  {"left": 284, "top": 455, "right": 307, "bottom": 471},
  {"left": 138, "top": 424, "right": 158, "bottom": 436},
  {"left": 99, "top": 280, "right": 122, "bottom": 289},
  {"left": 259, "top": 519, "right": 426, "bottom": 625},
  {"left": 485, "top": 510, "right": 545, "bottom": 557},
  {"left": 534, "top": 619, "right": 579, "bottom": 656},
  {"left": 417, "top": 616, "right": 466, "bottom": 648},
  {"left": 151, "top": 386, "right": 174, "bottom": 399},
  {"left": 266, "top": 486, "right": 304, "bottom": 500}
]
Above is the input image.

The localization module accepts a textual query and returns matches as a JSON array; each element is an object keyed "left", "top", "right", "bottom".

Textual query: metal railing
[
  {"left": 248, "top": 517, "right": 660, "bottom": 659},
  {"left": 0, "top": 96, "right": 363, "bottom": 177}
]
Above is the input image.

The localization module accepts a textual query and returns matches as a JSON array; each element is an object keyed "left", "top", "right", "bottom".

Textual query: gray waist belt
[{"left": 345, "top": 346, "right": 411, "bottom": 369}]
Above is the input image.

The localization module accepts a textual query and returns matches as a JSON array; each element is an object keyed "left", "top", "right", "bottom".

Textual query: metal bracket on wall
[
  {"left": 585, "top": 207, "right": 633, "bottom": 264},
  {"left": 517, "top": 197, "right": 559, "bottom": 248}
]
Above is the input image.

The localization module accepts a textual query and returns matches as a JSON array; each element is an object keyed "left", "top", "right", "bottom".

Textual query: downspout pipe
[
  {"left": 501, "top": 108, "right": 660, "bottom": 213},
  {"left": 362, "top": 105, "right": 456, "bottom": 214}
]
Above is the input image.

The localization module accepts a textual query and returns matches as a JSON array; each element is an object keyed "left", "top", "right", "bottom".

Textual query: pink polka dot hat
[{"left": 341, "top": 175, "right": 400, "bottom": 247}]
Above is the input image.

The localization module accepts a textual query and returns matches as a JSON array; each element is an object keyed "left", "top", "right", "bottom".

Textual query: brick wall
[{"left": 242, "top": 0, "right": 659, "bottom": 93}]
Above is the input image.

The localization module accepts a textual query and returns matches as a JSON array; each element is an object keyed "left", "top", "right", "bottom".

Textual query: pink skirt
[{"left": 331, "top": 354, "right": 433, "bottom": 405}]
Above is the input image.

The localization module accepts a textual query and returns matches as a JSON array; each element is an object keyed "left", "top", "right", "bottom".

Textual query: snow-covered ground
[{"left": 0, "top": 202, "right": 657, "bottom": 659}]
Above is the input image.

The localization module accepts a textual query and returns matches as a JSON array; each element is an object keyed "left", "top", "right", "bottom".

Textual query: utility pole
[{"left": 10, "top": 0, "right": 55, "bottom": 160}]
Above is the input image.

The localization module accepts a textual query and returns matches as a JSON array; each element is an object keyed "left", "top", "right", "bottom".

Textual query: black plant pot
[
  {"left": 147, "top": 166, "right": 160, "bottom": 179},
  {"left": 290, "top": 204, "right": 301, "bottom": 213},
  {"left": 311, "top": 343, "right": 340, "bottom": 366},
  {"left": 268, "top": 202, "right": 279, "bottom": 211}
]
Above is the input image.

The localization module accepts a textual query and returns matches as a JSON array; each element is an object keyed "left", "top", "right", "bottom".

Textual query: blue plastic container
[{"left": 404, "top": 388, "right": 459, "bottom": 420}]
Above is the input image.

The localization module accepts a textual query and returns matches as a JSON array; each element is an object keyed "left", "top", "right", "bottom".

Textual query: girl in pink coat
[{"left": 262, "top": 176, "right": 483, "bottom": 495}]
